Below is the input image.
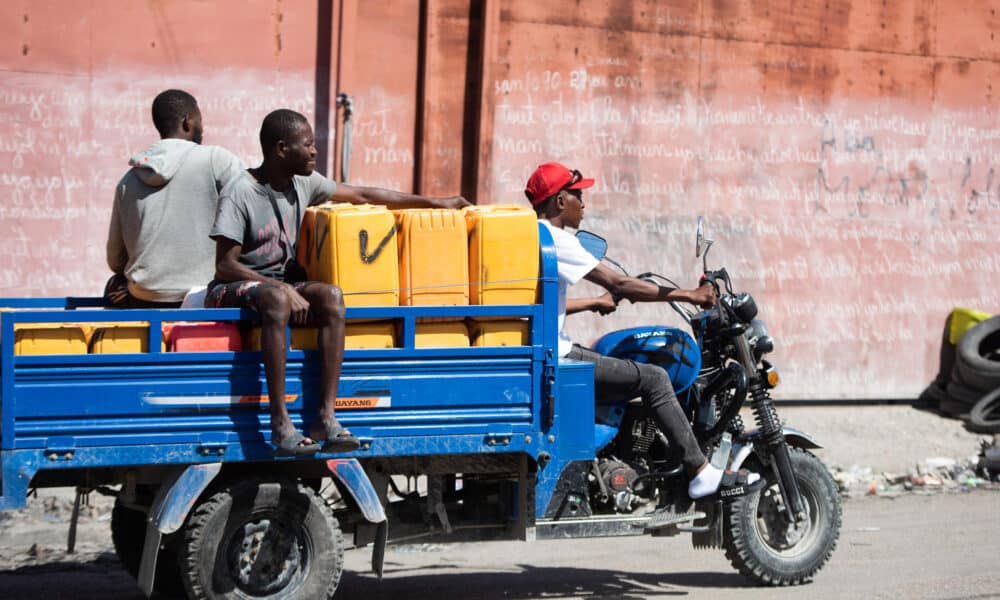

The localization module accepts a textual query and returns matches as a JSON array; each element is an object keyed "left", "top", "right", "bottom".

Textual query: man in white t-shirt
[{"left": 525, "top": 162, "right": 760, "bottom": 500}]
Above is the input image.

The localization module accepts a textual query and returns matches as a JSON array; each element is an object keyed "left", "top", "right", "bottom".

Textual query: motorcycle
[{"left": 575, "top": 217, "right": 841, "bottom": 585}]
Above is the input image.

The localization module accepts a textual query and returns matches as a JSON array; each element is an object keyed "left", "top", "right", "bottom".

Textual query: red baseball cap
[{"left": 524, "top": 162, "right": 595, "bottom": 205}]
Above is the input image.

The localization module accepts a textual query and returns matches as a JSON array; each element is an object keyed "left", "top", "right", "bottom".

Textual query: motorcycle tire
[
  {"left": 722, "top": 448, "right": 841, "bottom": 586},
  {"left": 968, "top": 387, "right": 1000, "bottom": 434},
  {"left": 955, "top": 317, "right": 1000, "bottom": 392}
]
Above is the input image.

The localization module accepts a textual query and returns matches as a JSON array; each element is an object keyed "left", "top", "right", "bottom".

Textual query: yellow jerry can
[
  {"left": 89, "top": 323, "right": 166, "bottom": 353},
  {"left": 297, "top": 203, "right": 399, "bottom": 307},
  {"left": 395, "top": 208, "right": 469, "bottom": 306},
  {"left": 469, "top": 319, "right": 530, "bottom": 347},
  {"left": 464, "top": 205, "right": 539, "bottom": 306},
  {"left": 414, "top": 321, "right": 470, "bottom": 348}
]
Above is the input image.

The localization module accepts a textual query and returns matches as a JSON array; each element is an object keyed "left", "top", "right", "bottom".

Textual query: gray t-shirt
[
  {"left": 107, "top": 139, "right": 245, "bottom": 302},
  {"left": 211, "top": 170, "right": 337, "bottom": 280}
]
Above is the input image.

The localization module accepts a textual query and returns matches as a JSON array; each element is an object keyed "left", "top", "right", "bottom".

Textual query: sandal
[
  {"left": 270, "top": 430, "right": 321, "bottom": 457},
  {"left": 716, "top": 469, "right": 765, "bottom": 500},
  {"left": 314, "top": 419, "right": 361, "bottom": 453}
]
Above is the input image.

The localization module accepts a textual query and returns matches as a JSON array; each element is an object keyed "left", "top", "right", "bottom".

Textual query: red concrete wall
[
  {"left": 487, "top": 1, "right": 1000, "bottom": 399},
  {"left": 1, "top": 0, "right": 998, "bottom": 399},
  {"left": 0, "top": 0, "right": 330, "bottom": 295}
]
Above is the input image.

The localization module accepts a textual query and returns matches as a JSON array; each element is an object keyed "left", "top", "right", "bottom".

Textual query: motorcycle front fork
[{"left": 749, "top": 382, "right": 807, "bottom": 523}]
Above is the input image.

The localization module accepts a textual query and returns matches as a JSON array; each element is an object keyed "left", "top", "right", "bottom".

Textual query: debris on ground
[{"left": 832, "top": 437, "right": 1000, "bottom": 498}]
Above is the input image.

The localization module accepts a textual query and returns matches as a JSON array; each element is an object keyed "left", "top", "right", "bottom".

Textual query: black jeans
[{"left": 567, "top": 344, "right": 707, "bottom": 475}]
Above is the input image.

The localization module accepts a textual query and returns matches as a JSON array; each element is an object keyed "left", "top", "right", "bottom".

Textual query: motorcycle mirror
[
  {"left": 695, "top": 216, "right": 714, "bottom": 265},
  {"left": 576, "top": 230, "right": 608, "bottom": 261}
]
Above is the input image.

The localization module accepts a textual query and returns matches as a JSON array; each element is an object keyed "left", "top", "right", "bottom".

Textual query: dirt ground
[{"left": 0, "top": 405, "right": 996, "bottom": 599}]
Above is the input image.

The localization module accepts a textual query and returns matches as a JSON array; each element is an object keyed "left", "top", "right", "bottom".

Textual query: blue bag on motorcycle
[{"left": 592, "top": 326, "right": 702, "bottom": 395}]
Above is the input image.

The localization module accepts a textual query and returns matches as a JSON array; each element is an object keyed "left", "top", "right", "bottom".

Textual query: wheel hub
[
  {"left": 757, "top": 485, "right": 812, "bottom": 549},
  {"left": 230, "top": 518, "right": 303, "bottom": 594}
]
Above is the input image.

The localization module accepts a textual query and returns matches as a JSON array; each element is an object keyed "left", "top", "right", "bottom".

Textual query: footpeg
[{"left": 640, "top": 510, "right": 705, "bottom": 531}]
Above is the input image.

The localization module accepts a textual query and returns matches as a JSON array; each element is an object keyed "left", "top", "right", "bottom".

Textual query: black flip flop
[
  {"left": 270, "top": 431, "right": 321, "bottom": 457},
  {"left": 717, "top": 469, "right": 766, "bottom": 500},
  {"left": 317, "top": 420, "right": 361, "bottom": 453}
]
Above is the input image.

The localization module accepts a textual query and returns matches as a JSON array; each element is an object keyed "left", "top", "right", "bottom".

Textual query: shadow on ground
[
  {"left": 341, "top": 562, "right": 751, "bottom": 599},
  {"left": 0, "top": 554, "right": 752, "bottom": 599}
]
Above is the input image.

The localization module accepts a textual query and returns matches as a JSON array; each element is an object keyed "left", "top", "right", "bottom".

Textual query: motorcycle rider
[{"left": 525, "top": 162, "right": 760, "bottom": 499}]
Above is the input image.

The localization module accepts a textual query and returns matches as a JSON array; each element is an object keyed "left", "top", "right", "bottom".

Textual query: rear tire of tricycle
[
  {"left": 722, "top": 447, "right": 841, "bottom": 586},
  {"left": 179, "top": 478, "right": 344, "bottom": 600}
]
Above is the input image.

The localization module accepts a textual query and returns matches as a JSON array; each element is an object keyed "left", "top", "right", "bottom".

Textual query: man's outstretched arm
[
  {"left": 330, "top": 183, "right": 469, "bottom": 210},
  {"left": 584, "top": 263, "right": 716, "bottom": 308}
]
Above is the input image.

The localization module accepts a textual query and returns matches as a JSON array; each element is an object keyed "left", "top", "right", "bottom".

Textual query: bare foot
[
  {"left": 309, "top": 416, "right": 360, "bottom": 453},
  {"left": 273, "top": 422, "right": 316, "bottom": 447}
]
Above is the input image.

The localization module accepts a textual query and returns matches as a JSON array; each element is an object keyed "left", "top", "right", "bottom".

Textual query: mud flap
[
  {"left": 688, "top": 499, "right": 724, "bottom": 548},
  {"left": 372, "top": 520, "right": 388, "bottom": 579},
  {"left": 325, "top": 459, "right": 388, "bottom": 577},
  {"left": 137, "top": 523, "right": 162, "bottom": 598},
  {"left": 138, "top": 463, "right": 222, "bottom": 598}
]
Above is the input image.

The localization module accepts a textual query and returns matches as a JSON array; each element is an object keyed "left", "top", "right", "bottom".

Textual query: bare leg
[
  {"left": 300, "top": 283, "right": 357, "bottom": 450},
  {"left": 258, "top": 287, "right": 312, "bottom": 446}
]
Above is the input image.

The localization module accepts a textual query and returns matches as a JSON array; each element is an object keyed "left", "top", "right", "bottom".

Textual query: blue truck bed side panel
[{"left": 0, "top": 224, "right": 596, "bottom": 518}]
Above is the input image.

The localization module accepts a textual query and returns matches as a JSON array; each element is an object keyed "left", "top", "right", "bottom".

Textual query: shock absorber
[{"left": 749, "top": 381, "right": 807, "bottom": 522}]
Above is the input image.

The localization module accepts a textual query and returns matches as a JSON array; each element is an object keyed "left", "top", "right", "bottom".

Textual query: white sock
[
  {"left": 688, "top": 464, "right": 724, "bottom": 499},
  {"left": 688, "top": 466, "right": 762, "bottom": 499}
]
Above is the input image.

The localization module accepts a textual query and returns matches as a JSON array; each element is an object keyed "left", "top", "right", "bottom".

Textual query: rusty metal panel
[
  {"left": 488, "top": 1, "right": 1000, "bottom": 399},
  {"left": 703, "top": 0, "right": 936, "bottom": 55},
  {"left": 336, "top": 0, "right": 420, "bottom": 191},
  {"left": 0, "top": 1, "right": 329, "bottom": 298},
  {"left": 935, "top": 0, "right": 1000, "bottom": 60},
  {"left": 1, "top": 2, "right": 92, "bottom": 72},
  {"left": 418, "top": 0, "right": 474, "bottom": 197},
  {"left": 86, "top": 1, "right": 320, "bottom": 71},
  {"left": 1, "top": 0, "right": 1000, "bottom": 400},
  {"left": 500, "top": 0, "right": 700, "bottom": 36}
]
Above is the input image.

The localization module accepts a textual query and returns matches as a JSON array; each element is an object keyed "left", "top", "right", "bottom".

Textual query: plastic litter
[{"left": 831, "top": 451, "right": 999, "bottom": 497}]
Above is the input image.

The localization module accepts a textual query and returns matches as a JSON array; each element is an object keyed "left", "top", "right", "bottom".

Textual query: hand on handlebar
[{"left": 689, "top": 283, "right": 717, "bottom": 309}]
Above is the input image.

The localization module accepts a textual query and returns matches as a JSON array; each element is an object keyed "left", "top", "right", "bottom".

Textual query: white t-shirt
[{"left": 540, "top": 220, "right": 601, "bottom": 357}]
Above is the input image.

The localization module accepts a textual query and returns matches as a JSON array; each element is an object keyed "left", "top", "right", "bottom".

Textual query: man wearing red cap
[{"left": 525, "top": 162, "right": 760, "bottom": 499}]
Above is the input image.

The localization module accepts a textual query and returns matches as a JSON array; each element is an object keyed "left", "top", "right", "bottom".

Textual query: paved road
[{"left": 1, "top": 490, "right": 998, "bottom": 599}]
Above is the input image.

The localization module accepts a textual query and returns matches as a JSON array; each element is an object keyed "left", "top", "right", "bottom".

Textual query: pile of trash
[{"left": 832, "top": 440, "right": 1000, "bottom": 498}]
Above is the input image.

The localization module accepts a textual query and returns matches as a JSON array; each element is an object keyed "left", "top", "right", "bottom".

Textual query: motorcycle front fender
[
  {"left": 780, "top": 426, "right": 823, "bottom": 449},
  {"left": 737, "top": 426, "right": 822, "bottom": 450},
  {"left": 729, "top": 426, "right": 823, "bottom": 472}
]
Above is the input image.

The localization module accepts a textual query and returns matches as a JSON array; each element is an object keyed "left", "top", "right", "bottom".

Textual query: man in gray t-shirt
[
  {"left": 208, "top": 108, "right": 468, "bottom": 456},
  {"left": 211, "top": 170, "right": 335, "bottom": 280}
]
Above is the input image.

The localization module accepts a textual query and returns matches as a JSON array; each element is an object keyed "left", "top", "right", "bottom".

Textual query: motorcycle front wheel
[{"left": 722, "top": 447, "right": 841, "bottom": 585}]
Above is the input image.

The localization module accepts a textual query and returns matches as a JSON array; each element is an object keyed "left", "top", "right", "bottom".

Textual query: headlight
[
  {"left": 748, "top": 319, "right": 774, "bottom": 355},
  {"left": 724, "top": 292, "right": 758, "bottom": 322}
]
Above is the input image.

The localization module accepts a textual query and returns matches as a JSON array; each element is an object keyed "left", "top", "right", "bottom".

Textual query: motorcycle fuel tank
[{"left": 592, "top": 327, "right": 702, "bottom": 394}]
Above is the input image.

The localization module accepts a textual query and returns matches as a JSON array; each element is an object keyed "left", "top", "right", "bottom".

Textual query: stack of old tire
[{"left": 920, "top": 309, "right": 1000, "bottom": 433}]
